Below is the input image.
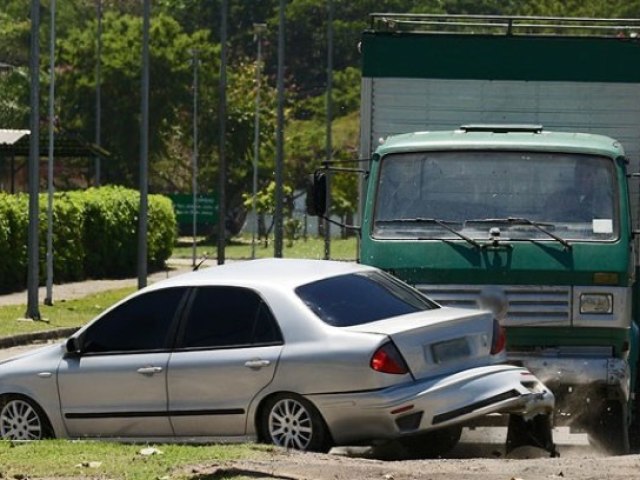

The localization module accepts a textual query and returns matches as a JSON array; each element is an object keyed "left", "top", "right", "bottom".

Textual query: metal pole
[
  {"left": 274, "top": 0, "right": 285, "bottom": 258},
  {"left": 95, "top": 0, "right": 102, "bottom": 185},
  {"left": 10, "top": 155, "right": 15, "bottom": 193},
  {"left": 26, "top": 0, "right": 41, "bottom": 320},
  {"left": 252, "top": 24, "right": 266, "bottom": 259},
  {"left": 191, "top": 49, "right": 199, "bottom": 268},
  {"left": 217, "top": 0, "right": 227, "bottom": 265},
  {"left": 324, "top": 0, "right": 333, "bottom": 260},
  {"left": 137, "top": 0, "right": 150, "bottom": 289},
  {"left": 45, "top": 0, "right": 56, "bottom": 306}
]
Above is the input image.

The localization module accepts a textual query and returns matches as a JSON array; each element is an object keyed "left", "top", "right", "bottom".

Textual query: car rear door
[
  {"left": 58, "top": 287, "right": 189, "bottom": 438},
  {"left": 167, "top": 286, "right": 283, "bottom": 437}
]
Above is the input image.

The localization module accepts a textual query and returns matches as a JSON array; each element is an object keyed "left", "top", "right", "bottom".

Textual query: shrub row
[{"left": 0, "top": 186, "right": 177, "bottom": 293}]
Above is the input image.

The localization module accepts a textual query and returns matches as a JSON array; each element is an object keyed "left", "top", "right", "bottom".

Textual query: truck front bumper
[{"left": 508, "top": 353, "right": 630, "bottom": 416}]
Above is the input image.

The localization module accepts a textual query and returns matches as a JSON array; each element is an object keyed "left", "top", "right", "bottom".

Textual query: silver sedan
[{"left": 0, "top": 259, "right": 554, "bottom": 456}]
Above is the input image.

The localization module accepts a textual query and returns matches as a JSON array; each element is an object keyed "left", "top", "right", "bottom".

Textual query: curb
[{"left": 0, "top": 327, "right": 79, "bottom": 350}]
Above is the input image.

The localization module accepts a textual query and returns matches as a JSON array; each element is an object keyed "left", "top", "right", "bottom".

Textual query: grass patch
[
  {"left": 174, "top": 235, "right": 357, "bottom": 261},
  {"left": 0, "top": 440, "right": 268, "bottom": 480},
  {"left": 0, "top": 287, "right": 134, "bottom": 339}
]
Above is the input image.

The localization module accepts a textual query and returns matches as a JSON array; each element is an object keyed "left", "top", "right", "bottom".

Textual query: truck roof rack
[
  {"left": 369, "top": 13, "right": 640, "bottom": 37},
  {"left": 459, "top": 124, "right": 544, "bottom": 134}
]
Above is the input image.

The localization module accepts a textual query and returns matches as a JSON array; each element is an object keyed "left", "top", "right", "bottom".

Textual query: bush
[
  {"left": 147, "top": 194, "right": 177, "bottom": 270},
  {"left": 81, "top": 187, "right": 140, "bottom": 278},
  {"left": 0, "top": 187, "right": 176, "bottom": 292},
  {"left": 0, "top": 193, "right": 27, "bottom": 292},
  {"left": 39, "top": 192, "right": 86, "bottom": 283}
]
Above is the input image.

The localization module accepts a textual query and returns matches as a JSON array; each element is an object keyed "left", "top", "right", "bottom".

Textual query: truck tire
[
  {"left": 588, "top": 400, "right": 630, "bottom": 455},
  {"left": 506, "top": 414, "right": 557, "bottom": 456}
]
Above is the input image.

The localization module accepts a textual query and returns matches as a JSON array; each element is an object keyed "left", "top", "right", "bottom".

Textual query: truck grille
[{"left": 416, "top": 284, "right": 571, "bottom": 326}]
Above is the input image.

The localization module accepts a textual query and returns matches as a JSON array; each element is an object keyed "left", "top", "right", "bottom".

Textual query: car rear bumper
[{"left": 308, "top": 364, "right": 554, "bottom": 445}]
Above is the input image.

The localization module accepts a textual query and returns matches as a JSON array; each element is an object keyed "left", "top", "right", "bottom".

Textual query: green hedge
[
  {"left": 0, "top": 194, "right": 27, "bottom": 291},
  {"left": 0, "top": 186, "right": 176, "bottom": 293}
]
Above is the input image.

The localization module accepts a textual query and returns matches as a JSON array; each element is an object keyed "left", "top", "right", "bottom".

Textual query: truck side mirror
[{"left": 306, "top": 172, "right": 327, "bottom": 216}]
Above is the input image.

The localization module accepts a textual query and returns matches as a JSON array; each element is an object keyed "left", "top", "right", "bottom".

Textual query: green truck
[{"left": 309, "top": 15, "right": 640, "bottom": 453}]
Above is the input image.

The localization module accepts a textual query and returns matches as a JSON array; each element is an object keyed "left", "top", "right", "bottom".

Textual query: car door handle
[
  {"left": 244, "top": 359, "right": 271, "bottom": 369},
  {"left": 137, "top": 366, "right": 163, "bottom": 375}
]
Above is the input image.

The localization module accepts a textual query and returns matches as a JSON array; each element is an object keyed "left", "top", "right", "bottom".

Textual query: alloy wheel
[
  {"left": 0, "top": 399, "right": 43, "bottom": 440},
  {"left": 268, "top": 397, "right": 313, "bottom": 450}
]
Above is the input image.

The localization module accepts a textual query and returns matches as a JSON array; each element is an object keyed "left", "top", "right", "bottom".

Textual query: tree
[
  {"left": 56, "top": 12, "right": 218, "bottom": 187},
  {"left": 204, "top": 59, "right": 280, "bottom": 235}
]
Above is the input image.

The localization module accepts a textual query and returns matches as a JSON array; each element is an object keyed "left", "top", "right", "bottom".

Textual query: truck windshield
[{"left": 374, "top": 151, "right": 617, "bottom": 241}]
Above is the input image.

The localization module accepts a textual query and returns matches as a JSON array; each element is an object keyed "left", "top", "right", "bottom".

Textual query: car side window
[
  {"left": 180, "top": 287, "right": 282, "bottom": 349},
  {"left": 81, "top": 287, "right": 188, "bottom": 354}
]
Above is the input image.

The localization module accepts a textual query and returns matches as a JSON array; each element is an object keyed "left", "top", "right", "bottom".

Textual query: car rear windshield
[{"left": 295, "top": 271, "right": 438, "bottom": 327}]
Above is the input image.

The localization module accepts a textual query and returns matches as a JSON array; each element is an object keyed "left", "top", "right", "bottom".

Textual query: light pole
[
  {"left": 137, "top": 0, "right": 150, "bottom": 289},
  {"left": 252, "top": 23, "right": 266, "bottom": 259},
  {"left": 26, "top": 0, "right": 41, "bottom": 320},
  {"left": 45, "top": 0, "right": 56, "bottom": 306},
  {"left": 217, "top": 0, "right": 228, "bottom": 265},
  {"left": 95, "top": 0, "right": 102, "bottom": 186},
  {"left": 275, "top": 0, "right": 285, "bottom": 258},
  {"left": 324, "top": 0, "right": 333, "bottom": 260},
  {"left": 191, "top": 49, "right": 200, "bottom": 268}
]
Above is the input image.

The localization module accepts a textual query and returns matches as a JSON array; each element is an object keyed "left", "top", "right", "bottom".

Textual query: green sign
[{"left": 168, "top": 194, "right": 218, "bottom": 226}]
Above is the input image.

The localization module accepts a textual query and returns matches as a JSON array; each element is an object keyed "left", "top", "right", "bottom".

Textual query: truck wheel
[
  {"left": 506, "top": 414, "right": 557, "bottom": 456},
  {"left": 399, "top": 425, "right": 462, "bottom": 458},
  {"left": 588, "top": 401, "right": 630, "bottom": 455},
  {"left": 629, "top": 410, "right": 640, "bottom": 452}
]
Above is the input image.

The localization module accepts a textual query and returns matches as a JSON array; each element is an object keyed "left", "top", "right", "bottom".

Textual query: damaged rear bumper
[{"left": 308, "top": 364, "right": 554, "bottom": 445}]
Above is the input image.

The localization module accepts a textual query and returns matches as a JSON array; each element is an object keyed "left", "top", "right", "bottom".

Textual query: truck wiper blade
[
  {"left": 466, "top": 217, "right": 571, "bottom": 250},
  {"left": 377, "top": 218, "right": 481, "bottom": 249}
]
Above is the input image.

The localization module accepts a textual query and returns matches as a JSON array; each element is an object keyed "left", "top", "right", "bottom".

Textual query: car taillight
[
  {"left": 490, "top": 318, "right": 506, "bottom": 355},
  {"left": 371, "top": 342, "right": 409, "bottom": 375}
]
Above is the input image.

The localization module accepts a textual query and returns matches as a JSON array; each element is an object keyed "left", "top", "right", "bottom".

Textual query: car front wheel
[
  {"left": 259, "top": 394, "right": 332, "bottom": 452},
  {"left": 0, "top": 395, "right": 52, "bottom": 441}
]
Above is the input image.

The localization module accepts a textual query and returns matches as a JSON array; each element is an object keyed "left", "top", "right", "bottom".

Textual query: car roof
[{"left": 145, "top": 258, "right": 375, "bottom": 292}]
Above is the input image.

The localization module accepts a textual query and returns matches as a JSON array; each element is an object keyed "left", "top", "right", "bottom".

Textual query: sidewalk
[
  {"left": 0, "top": 258, "right": 229, "bottom": 349},
  {"left": 0, "top": 257, "right": 220, "bottom": 307}
]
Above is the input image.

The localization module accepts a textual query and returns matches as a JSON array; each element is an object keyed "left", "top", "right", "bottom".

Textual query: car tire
[
  {"left": 0, "top": 395, "right": 53, "bottom": 440},
  {"left": 259, "top": 393, "right": 332, "bottom": 452},
  {"left": 587, "top": 400, "right": 630, "bottom": 455},
  {"left": 399, "top": 425, "right": 462, "bottom": 459}
]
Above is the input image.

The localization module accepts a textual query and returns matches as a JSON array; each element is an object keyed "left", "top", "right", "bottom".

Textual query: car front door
[
  {"left": 167, "top": 286, "right": 283, "bottom": 437},
  {"left": 57, "top": 287, "right": 188, "bottom": 438}
]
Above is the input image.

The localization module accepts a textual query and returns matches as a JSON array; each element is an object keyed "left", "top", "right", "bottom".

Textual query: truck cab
[
  {"left": 309, "top": 14, "right": 640, "bottom": 454},
  {"left": 361, "top": 125, "right": 637, "bottom": 453}
]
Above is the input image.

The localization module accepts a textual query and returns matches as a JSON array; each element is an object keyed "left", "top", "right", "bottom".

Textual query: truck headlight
[{"left": 580, "top": 293, "right": 613, "bottom": 314}]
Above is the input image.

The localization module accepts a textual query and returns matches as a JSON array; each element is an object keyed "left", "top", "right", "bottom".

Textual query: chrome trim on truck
[
  {"left": 417, "top": 284, "right": 571, "bottom": 326},
  {"left": 418, "top": 284, "right": 632, "bottom": 329}
]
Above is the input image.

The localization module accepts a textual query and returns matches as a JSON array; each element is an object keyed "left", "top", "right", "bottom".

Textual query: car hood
[
  {"left": 0, "top": 343, "right": 65, "bottom": 370},
  {"left": 345, "top": 306, "right": 496, "bottom": 380}
]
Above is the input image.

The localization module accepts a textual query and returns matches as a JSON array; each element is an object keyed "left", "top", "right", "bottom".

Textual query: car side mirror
[
  {"left": 65, "top": 337, "right": 82, "bottom": 355},
  {"left": 306, "top": 172, "right": 327, "bottom": 217}
]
